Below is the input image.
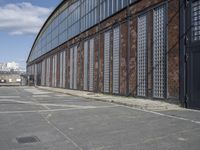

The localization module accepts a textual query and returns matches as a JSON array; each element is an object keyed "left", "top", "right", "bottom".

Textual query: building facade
[{"left": 27, "top": 0, "right": 200, "bottom": 109}]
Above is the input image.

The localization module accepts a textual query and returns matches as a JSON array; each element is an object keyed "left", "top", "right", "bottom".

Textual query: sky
[{"left": 0, "top": 0, "right": 62, "bottom": 70}]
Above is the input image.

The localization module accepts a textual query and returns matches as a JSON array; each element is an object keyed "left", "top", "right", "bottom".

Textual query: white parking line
[
  {"left": 24, "top": 88, "right": 52, "bottom": 95},
  {"left": 0, "top": 106, "right": 118, "bottom": 114},
  {"left": 122, "top": 106, "right": 200, "bottom": 125},
  {"left": 40, "top": 114, "right": 83, "bottom": 150},
  {"left": 0, "top": 96, "right": 20, "bottom": 99},
  {"left": 0, "top": 99, "right": 98, "bottom": 109}
]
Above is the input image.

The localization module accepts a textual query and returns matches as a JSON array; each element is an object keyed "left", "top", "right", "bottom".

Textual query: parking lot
[{"left": 0, "top": 87, "right": 200, "bottom": 150}]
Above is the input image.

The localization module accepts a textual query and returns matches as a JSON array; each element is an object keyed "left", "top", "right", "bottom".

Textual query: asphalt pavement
[{"left": 0, "top": 86, "right": 199, "bottom": 150}]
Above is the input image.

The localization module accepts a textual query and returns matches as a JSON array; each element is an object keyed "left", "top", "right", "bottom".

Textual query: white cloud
[{"left": 0, "top": 2, "right": 52, "bottom": 35}]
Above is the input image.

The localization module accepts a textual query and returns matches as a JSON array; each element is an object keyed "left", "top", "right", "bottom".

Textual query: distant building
[
  {"left": 0, "top": 62, "right": 26, "bottom": 86},
  {"left": 0, "top": 62, "right": 20, "bottom": 72}
]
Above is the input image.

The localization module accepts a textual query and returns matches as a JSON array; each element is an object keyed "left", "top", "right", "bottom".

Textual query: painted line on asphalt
[
  {"left": 0, "top": 106, "right": 118, "bottom": 114},
  {"left": 0, "top": 99, "right": 98, "bottom": 109},
  {"left": 40, "top": 113, "right": 83, "bottom": 150},
  {"left": 0, "top": 96, "right": 20, "bottom": 99},
  {"left": 122, "top": 106, "right": 200, "bottom": 125},
  {"left": 181, "top": 108, "right": 200, "bottom": 113}
]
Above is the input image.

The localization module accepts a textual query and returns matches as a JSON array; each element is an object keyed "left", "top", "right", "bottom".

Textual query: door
[{"left": 187, "top": 0, "right": 200, "bottom": 109}]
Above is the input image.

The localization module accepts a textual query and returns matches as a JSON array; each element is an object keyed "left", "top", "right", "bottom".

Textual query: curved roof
[
  {"left": 27, "top": 0, "right": 70, "bottom": 63},
  {"left": 27, "top": 0, "right": 138, "bottom": 64}
]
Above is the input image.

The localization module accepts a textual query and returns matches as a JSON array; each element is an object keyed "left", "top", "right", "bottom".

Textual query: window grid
[
  {"left": 137, "top": 14, "right": 148, "bottom": 97},
  {"left": 113, "top": 26, "right": 120, "bottom": 94},
  {"left": 29, "top": 0, "right": 137, "bottom": 62},
  {"left": 70, "top": 46, "right": 78, "bottom": 89},
  {"left": 192, "top": 0, "right": 200, "bottom": 41},
  {"left": 84, "top": 41, "right": 89, "bottom": 90},
  {"left": 153, "top": 4, "right": 167, "bottom": 99},
  {"left": 89, "top": 38, "right": 94, "bottom": 91},
  {"left": 104, "top": 31, "right": 111, "bottom": 93},
  {"left": 41, "top": 60, "right": 46, "bottom": 86}
]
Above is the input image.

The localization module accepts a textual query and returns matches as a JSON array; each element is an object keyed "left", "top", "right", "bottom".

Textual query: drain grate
[{"left": 16, "top": 136, "right": 40, "bottom": 144}]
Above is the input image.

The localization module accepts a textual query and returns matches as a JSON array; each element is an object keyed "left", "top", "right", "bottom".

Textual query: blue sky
[{"left": 0, "top": 0, "right": 62, "bottom": 70}]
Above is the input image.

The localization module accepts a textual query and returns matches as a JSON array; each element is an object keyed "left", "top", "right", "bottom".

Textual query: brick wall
[{"left": 27, "top": 0, "right": 180, "bottom": 100}]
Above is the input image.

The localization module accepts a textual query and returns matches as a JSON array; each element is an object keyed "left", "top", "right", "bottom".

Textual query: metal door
[{"left": 187, "top": 0, "right": 200, "bottom": 109}]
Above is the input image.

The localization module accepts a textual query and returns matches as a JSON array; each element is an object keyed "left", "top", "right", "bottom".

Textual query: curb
[{"left": 36, "top": 86, "right": 182, "bottom": 111}]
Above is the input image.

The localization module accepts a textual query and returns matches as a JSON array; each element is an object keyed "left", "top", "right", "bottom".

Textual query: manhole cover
[{"left": 16, "top": 136, "right": 40, "bottom": 144}]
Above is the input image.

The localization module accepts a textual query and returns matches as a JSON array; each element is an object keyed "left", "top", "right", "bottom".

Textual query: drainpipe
[{"left": 179, "top": 0, "right": 187, "bottom": 107}]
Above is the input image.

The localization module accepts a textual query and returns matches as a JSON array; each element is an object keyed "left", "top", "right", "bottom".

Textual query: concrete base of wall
[{"left": 37, "top": 86, "right": 182, "bottom": 111}]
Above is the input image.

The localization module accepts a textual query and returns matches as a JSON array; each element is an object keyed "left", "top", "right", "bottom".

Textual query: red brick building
[{"left": 27, "top": 0, "right": 200, "bottom": 109}]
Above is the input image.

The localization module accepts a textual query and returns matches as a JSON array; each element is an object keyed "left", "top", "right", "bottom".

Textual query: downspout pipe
[{"left": 179, "top": 0, "right": 187, "bottom": 107}]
